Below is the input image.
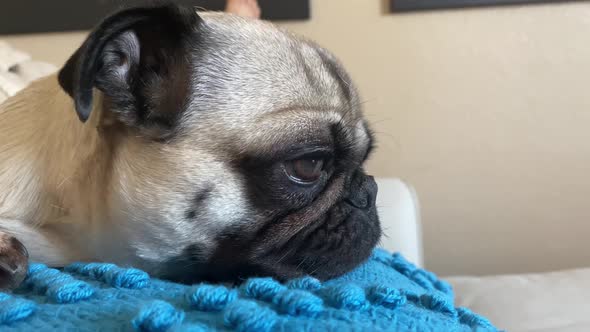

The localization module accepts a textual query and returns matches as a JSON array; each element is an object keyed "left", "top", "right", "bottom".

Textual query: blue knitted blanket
[{"left": 0, "top": 249, "right": 497, "bottom": 331}]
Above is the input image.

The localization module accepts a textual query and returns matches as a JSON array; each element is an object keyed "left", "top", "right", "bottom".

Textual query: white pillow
[
  {"left": 446, "top": 268, "right": 590, "bottom": 332},
  {"left": 0, "top": 41, "right": 56, "bottom": 104}
]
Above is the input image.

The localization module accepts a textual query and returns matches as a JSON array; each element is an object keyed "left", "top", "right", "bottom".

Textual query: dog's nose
[{"left": 346, "top": 173, "right": 378, "bottom": 210}]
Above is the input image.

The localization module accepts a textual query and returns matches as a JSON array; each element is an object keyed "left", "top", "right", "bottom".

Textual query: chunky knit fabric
[{"left": 0, "top": 249, "right": 497, "bottom": 331}]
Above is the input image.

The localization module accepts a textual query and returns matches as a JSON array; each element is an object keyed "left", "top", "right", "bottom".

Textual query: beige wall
[{"left": 4, "top": 0, "right": 590, "bottom": 276}]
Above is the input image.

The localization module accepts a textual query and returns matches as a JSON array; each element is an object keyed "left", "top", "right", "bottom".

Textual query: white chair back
[{"left": 375, "top": 178, "right": 423, "bottom": 267}]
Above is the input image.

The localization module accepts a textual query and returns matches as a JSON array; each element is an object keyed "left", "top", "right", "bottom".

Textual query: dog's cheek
[
  {"left": 186, "top": 182, "right": 253, "bottom": 233},
  {"left": 106, "top": 145, "right": 258, "bottom": 271}
]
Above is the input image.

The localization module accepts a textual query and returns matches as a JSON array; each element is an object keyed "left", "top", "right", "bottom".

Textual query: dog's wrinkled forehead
[
  {"left": 195, "top": 13, "right": 356, "bottom": 114},
  {"left": 184, "top": 13, "right": 365, "bottom": 149}
]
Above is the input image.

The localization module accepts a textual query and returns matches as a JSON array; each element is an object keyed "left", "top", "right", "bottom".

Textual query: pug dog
[{"left": 0, "top": 4, "right": 380, "bottom": 289}]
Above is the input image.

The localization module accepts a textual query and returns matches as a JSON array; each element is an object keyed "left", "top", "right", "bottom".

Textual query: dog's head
[{"left": 58, "top": 4, "right": 380, "bottom": 283}]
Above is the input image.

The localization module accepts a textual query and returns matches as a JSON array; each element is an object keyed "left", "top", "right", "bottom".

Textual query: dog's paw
[{"left": 0, "top": 234, "right": 29, "bottom": 290}]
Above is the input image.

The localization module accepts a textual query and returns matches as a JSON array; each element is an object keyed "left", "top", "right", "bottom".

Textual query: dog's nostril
[{"left": 346, "top": 196, "right": 369, "bottom": 209}]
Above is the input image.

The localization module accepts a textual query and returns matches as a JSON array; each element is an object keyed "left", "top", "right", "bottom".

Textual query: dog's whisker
[
  {"left": 307, "top": 262, "right": 322, "bottom": 277},
  {"left": 295, "top": 255, "right": 308, "bottom": 270},
  {"left": 50, "top": 204, "right": 67, "bottom": 212},
  {"left": 276, "top": 248, "right": 294, "bottom": 265},
  {"left": 56, "top": 176, "right": 73, "bottom": 190}
]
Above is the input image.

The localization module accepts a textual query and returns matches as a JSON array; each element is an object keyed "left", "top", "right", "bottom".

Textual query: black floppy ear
[{"left": 58, "top": 4, "right": 199, "bottom": 126}]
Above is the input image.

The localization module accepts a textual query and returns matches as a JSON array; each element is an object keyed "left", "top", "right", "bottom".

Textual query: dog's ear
[{"left": 58, "top": 4, "right": 199, "bottom": 134}]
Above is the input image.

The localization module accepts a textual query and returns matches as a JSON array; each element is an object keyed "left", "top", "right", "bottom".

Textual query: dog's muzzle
[{"left": 279, "top": 171, "right": 381, "bottom": 280}]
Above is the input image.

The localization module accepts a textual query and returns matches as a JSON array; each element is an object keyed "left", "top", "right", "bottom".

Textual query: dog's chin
[{"left": 159, "top": 198, "right": 381, "bottom": 285}]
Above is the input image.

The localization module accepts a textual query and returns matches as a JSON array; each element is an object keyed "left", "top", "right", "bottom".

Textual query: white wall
[{"left": 4, "top": 0, "right": 590, "bottom": 276}]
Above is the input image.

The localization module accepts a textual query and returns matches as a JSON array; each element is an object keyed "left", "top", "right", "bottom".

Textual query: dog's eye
[{"left": 284, "top": 158, "right": 325, "bottom": 184}]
